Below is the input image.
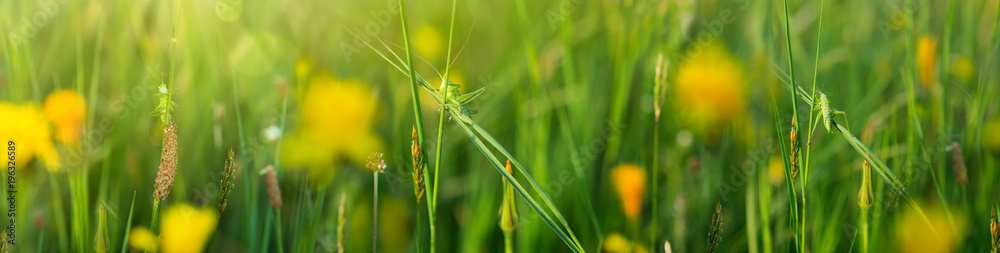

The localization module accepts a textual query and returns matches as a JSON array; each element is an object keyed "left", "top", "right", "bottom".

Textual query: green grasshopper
[
  {"left": 150, "top": 83, "right": 178, "bottom": 126},
  {"left": 812, "top": 89, "right": 850, "bottom": 133},
  {"left": 437, "top": 79, "right": 486, "bottom": 120}
]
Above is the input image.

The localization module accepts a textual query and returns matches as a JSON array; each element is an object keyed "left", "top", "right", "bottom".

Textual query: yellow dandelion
[
  {"left": 160, "top": 203, "right": 218, "bottom": 253},
  {"left": 128, "top": 227, "right": 156, "bottom": 252},
  {"left": 43, "top": 90, "right": 86, "bottom": 145},
  {"left": 413, "top": 24, "right": 443, "bottom": 62},
  {"left": 674, "top": 43, "right": 746, "bottom": 139},
  {"left": 895, "top": 203, "right": 965, "bottom": 253},
  {"left": 611, "top": 164, "right": 645, "bottom": 220},
  {"left": 917, "top": 36, "right": 936, "bottom": 89},
  {"left": 282, "top": 74, "right": 385, "bottom": 183},
  {"left": 0, "top": 102, "right": 60, "bottom": 171}
]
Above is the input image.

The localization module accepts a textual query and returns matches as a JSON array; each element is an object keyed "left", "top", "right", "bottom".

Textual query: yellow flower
[
  {"left": 602, "top": 233, "right": 649, "bottom": 253},
  {"left": 983, "top": 116, "right": 1000, "bottom": 152},
  {"left": 674, "top": 44, "right": 746, "bottom": 138},
  {"left": 160, "top": 203, "right": 218, "bottom": 253},
  {"left": 895, "top": 203, "right": 965, "bottom": 253},
  {"left": 413, "top": 24, "right": 443, "bottom": 62},
  {"left": 768, "top": 156, "right": 784, "bottom": 185},
  {"left": 949, "top": 55, "right": 974, "bottom": 84},
  {"left": 128, "top": 227, "right": 156, "bottom": 252},
  {"left": 282, "top": 74, "right": 385, "bottom": 183},
  {"left": 917, "top": 36, "right": 936, "bottom": 89},
  {"left": 611, "top": 164, "right": 645, "bottom": 220},
  {"left": 0, "top": 102, "right": 60, "bottom": 171},
  {"left": 43, "top": 90, "right": 87, "bottom": 145}
]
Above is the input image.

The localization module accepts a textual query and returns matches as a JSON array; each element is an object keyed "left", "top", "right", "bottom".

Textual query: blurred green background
[{"left": 2, "top": 0, "right": 1000, "bottom": 252}]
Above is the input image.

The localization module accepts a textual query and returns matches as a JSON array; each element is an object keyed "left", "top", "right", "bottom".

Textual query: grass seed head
[
  {"left": 218, "top": 147, "right": 236, "bottom": 214},
  {"left": 706, "top": 200, "right": 723, "bottom": 253},
  {"left": 789, "top": 119, "right": 800, "bottom": 180},
  {"left": 411, "top": 127, "right": 425, "bottom": 202},
  {"left": 265, "top": 165, "right": 282, "bottom": 209},
  {"left": 154, "top": 120, "right": 179, "bottom": 202}
]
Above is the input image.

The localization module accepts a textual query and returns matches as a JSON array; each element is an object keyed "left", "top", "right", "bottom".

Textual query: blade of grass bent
[{"left": 450, "top": 113, "right": 584, "bottom": 253}]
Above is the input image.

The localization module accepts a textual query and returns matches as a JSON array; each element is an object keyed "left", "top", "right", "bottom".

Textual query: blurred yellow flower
[
  {"left": 0, "top": 102, "right": 60, "bottom": 171},
  {"left": 282, "top": 74, "right": 385, "bottom": 183},
  {"left": 611, "top": 164, "right": 645, "bottom": 220},
  {"left": 603, "top": 233, "right": 648, "bottom": 253},
  {"left": 949, "top": 55, "right": 974, "bottom": 84},
  {"left": 413, "top": 24, "right": 443, "bottom": 62},
  {"left": 128, "top": 227, "right": 156, "bottom": 252},
  {"left": 674, "top": 44, "right": 746, "bottom": 138},
  {"left": 43, "top": 90, "right": 86, "bottom": 145},
  {"left": 295, "top": 57, "right": 313, "bottom": 79},
  {"left": 983, "top": 116, "right": 1000, "bottom": 152},
  {"left": 917, "top": 36, "right": 936, "bottom": 89},
  {"left": 768, "top": 156, "right": 784, "bottom": 185},
  {"left": 895, "top": 203, "right": 965, "bottom": 253},
  {"left": 160, "top": 203, "right": 218, "bottom": 253}
]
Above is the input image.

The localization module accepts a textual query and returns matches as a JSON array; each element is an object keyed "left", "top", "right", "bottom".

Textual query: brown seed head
[
  {"left": 154, "top": 121, "right": 178, "bottom": 202},
  {"left": 265, "top": 165, "right": 282, "bottom": 209}
]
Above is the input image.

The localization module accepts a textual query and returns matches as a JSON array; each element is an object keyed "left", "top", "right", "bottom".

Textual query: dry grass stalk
[{"left": 154, "top": 120, "right": 179, "bottom": 201}]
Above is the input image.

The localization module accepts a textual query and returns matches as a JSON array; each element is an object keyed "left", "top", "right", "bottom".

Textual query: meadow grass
[{"left": 2, "top": 0, "right": 1000, "bottom": 252}]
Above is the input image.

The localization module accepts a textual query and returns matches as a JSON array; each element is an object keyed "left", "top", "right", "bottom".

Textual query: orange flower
[
  {"left": 917, "top": 36, "right": 936, "bottom": 88},
  {"left": 611, "top": 164, "right": 645, "bottom": 220}
]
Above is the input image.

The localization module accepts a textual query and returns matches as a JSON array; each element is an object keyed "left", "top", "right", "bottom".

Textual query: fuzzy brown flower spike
[
  {"left": 218, "top": 147, "right": 236, "bottom": 214},
  {"left": 411, "top": 127, "right": 425, "bottom": 202},
  {"left": 154, "top": 120, "right": 179, "bottom": 201},
  {"left": 950, "top": 142, "right": 967, "bottom": 186},
  {"left": 265, "top": 165, "right": 282, "bottom": 209}
]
